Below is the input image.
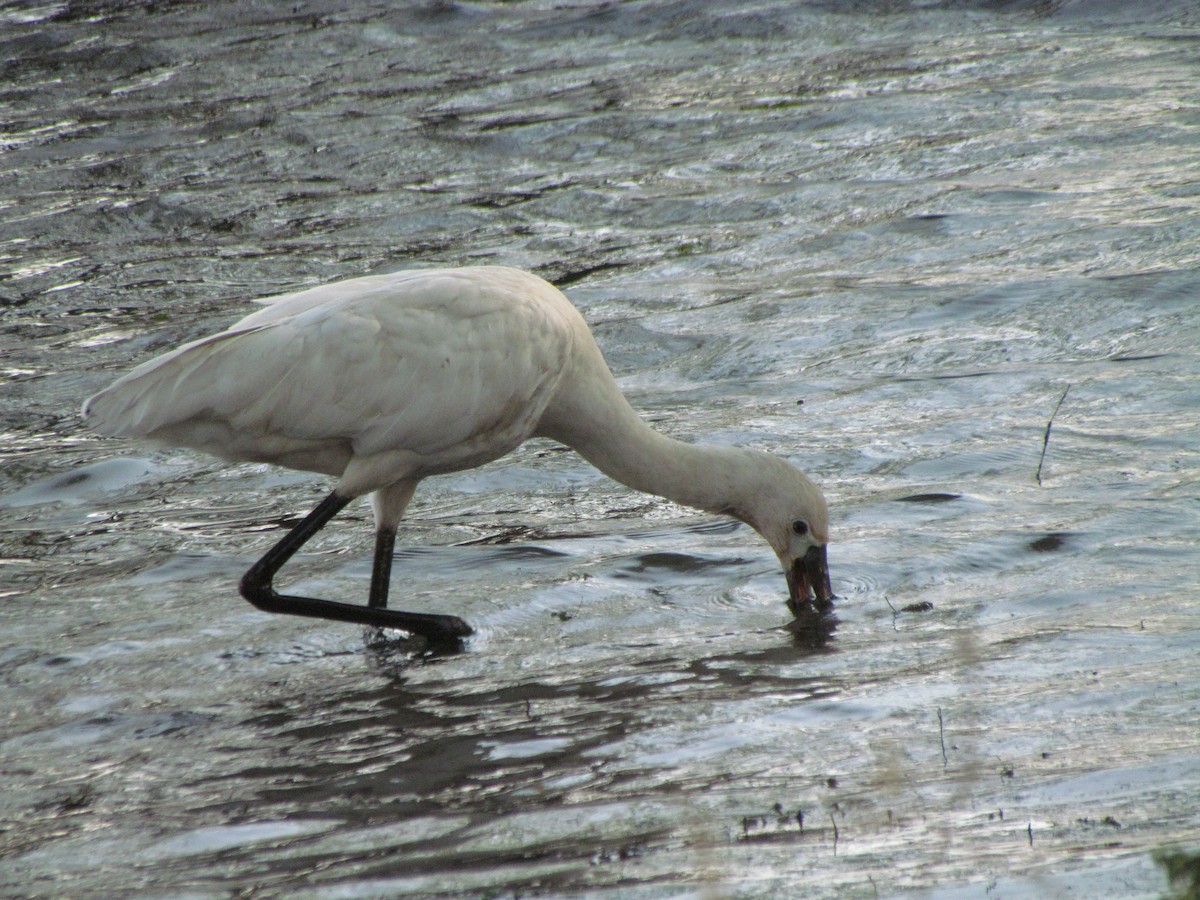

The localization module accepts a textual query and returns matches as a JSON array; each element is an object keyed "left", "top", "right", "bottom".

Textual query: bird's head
[{"left": 729, "top": 453, "right": 834, "bottom": 619}]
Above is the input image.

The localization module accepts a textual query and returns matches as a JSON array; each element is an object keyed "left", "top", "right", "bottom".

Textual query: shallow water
[{"left": 2, "top": 1, "right": 1199, "bottom": 896}]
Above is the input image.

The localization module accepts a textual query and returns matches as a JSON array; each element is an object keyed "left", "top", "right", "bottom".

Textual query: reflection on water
[{"left": 2, "top": 1, "right": 1199, "bottom": 896}]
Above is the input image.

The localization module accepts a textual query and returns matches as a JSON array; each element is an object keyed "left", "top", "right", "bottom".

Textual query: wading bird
[{"left": 84, "top": 266, "right": 833, "bottom": 643}]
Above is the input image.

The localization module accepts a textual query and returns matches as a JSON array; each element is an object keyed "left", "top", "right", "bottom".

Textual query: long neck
[{"left": 536, "top": 341, "right": 747, "bottom": 519}]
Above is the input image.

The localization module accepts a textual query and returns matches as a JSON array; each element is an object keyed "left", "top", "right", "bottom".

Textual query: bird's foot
[
  {"left": 241, "top": 573, "right": 472, "bottom": 645},
  {"left": 384, "top": 611, "right": 474, "bottom": 646}
]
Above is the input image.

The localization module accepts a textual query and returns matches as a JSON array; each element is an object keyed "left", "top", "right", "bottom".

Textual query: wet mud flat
[{"left": 3, "top": 1, "right": 1200, "bottom": 897}]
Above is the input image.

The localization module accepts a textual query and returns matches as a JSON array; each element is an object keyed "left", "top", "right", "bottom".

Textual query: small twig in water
[
  {"left": 1036, "top": 384, "right": 1072, "bottom": 486},
  {"left": 937, "top": 707, "right": 948, "bottom": 767},
  {"left": 830, "top": 812, "right": 839, "bottom": 855}
]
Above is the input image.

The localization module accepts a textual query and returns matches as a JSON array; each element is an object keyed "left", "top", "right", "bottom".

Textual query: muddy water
[{"left": 2, "top": 1, "right": 1199, "bottom": 896}]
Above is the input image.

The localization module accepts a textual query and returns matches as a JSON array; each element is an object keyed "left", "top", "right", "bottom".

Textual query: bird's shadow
[
  {"left": 782, "top": 611, "right": 839, "bottom": 651},
  {"left": 362, "top": 626, "right": 468, "bottom": 676},
  {"left": 361, "top": 611, "right": 838, "bottom": 681}
]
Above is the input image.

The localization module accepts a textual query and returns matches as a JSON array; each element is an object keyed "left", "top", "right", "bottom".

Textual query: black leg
[
  {"left": 369, "top": 526, "right": 395, "bottom": 609},
  {"left": 239, "top": 491, "right": 473, "bottom": 642}
]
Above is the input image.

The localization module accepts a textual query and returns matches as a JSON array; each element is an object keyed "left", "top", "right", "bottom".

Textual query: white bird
[{"left": 83, "top": 266, "right": 833, "bottom": 643}]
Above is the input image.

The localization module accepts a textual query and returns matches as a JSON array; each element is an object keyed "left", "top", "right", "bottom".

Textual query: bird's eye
[{"left": 791, "top": 519, "right": 809, "bottom": 536}]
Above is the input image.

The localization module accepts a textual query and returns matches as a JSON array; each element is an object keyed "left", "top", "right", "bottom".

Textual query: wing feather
[{"left": 83, "top": 267, "right": 575, "bottom": 479}]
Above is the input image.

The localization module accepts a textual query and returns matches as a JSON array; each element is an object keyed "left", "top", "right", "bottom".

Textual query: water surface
[{"left": 2, "top": 1, "right": 1198, "bottom": 896}]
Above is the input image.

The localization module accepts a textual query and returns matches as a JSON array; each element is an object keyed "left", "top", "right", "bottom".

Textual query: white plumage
[
  {"left": 87, "top": 268, "right": 573, "bottom": 484},
  {"left": 85, "top": 266, "right": 832, "bottom": 642}
]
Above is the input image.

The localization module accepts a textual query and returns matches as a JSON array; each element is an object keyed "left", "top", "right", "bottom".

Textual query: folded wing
[{"left": 83, "top": 268, "right": 576, "bottom": 479}]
